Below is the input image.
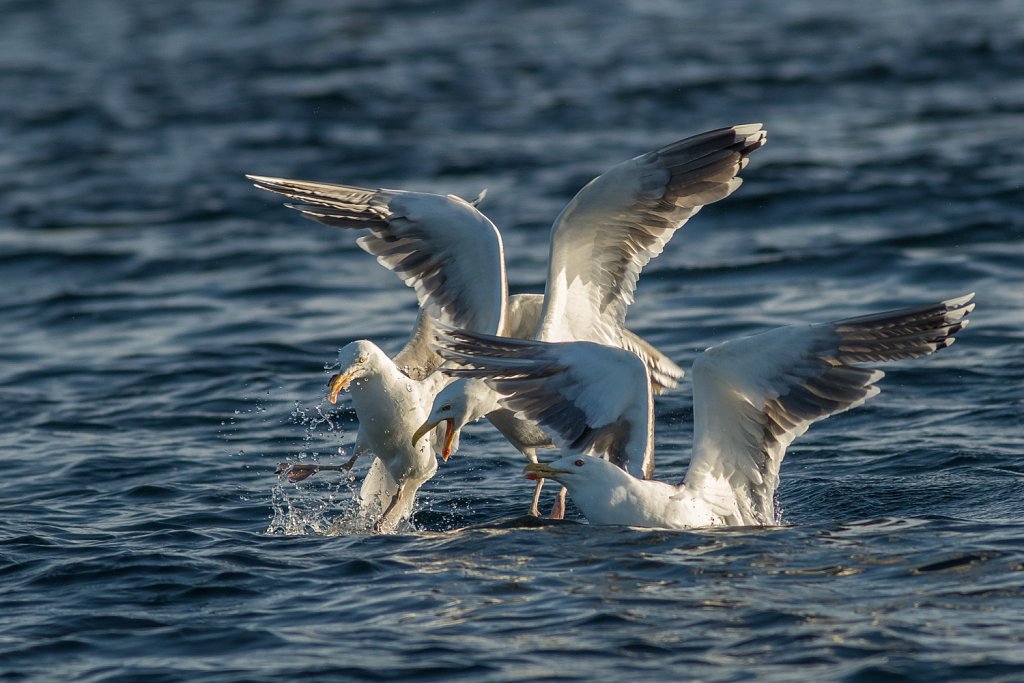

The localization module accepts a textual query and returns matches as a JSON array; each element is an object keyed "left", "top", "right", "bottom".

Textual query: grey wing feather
[
  {"left": 436, "top": 327, "right": 652, "bottom": 476},
  {"left": 618, "top": 329, "right": 684, "bottom": 394},
  {"left": 508, "top": 293, "right": 683, "bottom": 394},
  {"left": 684, "top": 293, "right": 975, "bottom": 525},
  {"left": 392, "top": 309, "right": 444, "bottom": 380},
  {"left": 247, "top": 175, "right": 507, "bottom": 334},
  {"left": 502, "top": 293, "right": 545, "bottom": 338},
  {"left": 539, "top": 124, "right": 767, "bottom": 346}
]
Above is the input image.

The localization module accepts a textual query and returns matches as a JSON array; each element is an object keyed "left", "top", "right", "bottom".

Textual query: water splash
[
  {"left": 263, "top": 396, "right": 361, "bottom": 535},
  {"left": 266, "top": 462, "right": 422, "bottom": 536},
  {"left": 266, "top": 468, "right": 365, "bottom": 535},
  {"left": 265, "top": 395, "right": 425, "bottom": 536}
]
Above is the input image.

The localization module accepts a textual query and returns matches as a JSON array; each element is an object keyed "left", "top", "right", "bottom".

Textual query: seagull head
[
  {"left": 327, "top": 340, "right": 383, "bottom": 404},
  {"left": 526, "top": 455, "right": 643, "bottom": 524},
  {"left": 525, "top": 455, "right": 632, "bottom": 492},
  {"left": 409, "top": 380, "right": 487, "bottom": 461},
  {"left": 524, "top": 454, "right": 596, "bottom": 483}
]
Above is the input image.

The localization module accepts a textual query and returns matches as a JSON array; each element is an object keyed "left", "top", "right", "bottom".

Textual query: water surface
[{"left": 2, "top": 1, "right": 1023, "bottom": 680}]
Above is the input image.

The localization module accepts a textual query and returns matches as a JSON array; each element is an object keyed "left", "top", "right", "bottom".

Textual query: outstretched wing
[
  {"left": 248, "top": 175, "right": 507, "bottom": 334},
  {"left": 537, "top": 124, "right": 767, "bottom": 345},
  {"left": 681, "top": 293, "right": 975, "bottom": 526},
  {"left": 506, "top": 293, "right": 684, "bottom": 394},
  {"left": 619, "top": 328, "right": 685, "bottom": 394},
  {"left": 391, "top": 308, "right": 442, "bottom": 381},
  {"left": 436, "top": 328, "right": 654, "bottom": 479}
]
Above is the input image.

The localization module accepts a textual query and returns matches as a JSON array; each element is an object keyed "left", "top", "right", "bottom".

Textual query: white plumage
[
  {"left": 437, "top": 294, "right": 975, "bottom": 529},
  {"left": 248, "top": 124, "right": 764, "bottom": 524},
  {"left": 245, "top": 181, "right": 505, "bottom": 531},
  {"left": 414, "top": 124, "right": 766, "bottom": 514}
]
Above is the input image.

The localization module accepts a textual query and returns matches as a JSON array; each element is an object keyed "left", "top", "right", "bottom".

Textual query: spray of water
[{"left": 263, "top": 396, "right": 368, "bottom": 535}]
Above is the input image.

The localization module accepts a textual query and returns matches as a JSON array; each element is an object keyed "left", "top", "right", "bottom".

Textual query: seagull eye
[
  {"left": 440, "top": 404, "right": 451, "bottom": 412},
  {"left": 574, "top": 459, "right": 585, "bottom": 467}
]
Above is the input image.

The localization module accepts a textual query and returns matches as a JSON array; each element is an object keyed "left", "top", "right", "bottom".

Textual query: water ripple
[{"left": 2, "top": 0, "right": 1023, "bottom": 680}]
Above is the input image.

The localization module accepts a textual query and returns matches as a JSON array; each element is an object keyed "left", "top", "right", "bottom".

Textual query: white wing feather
[
  {"left": 436, "top": 329, "right": 654, "bottom": 479},
  {"left": 681, "top": 294, "right": 975, "bottom": 525},
  {"left": 537, "top": 124, "right": 766, "bottom": 345},
  {"left": 247, "top": 175, "right": 507, "bottom": 334}
]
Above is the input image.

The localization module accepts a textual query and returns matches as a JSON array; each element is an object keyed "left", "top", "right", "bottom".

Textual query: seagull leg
[
  {"left": 549, "top": 486, "right": 567, "bottom": 520},
  {"left": 338, "top": 448, "right": 361, "bottom": 471},
  {"left": 277, "top": 461, "right": 358, "bottom": 483},
  {"left": 529, "top": 480, "right": 545, "bottom": 518},
  {"left": 277, "top": 463, "right": 322, "bottom": 482},
  {"left": 374, "top": 481, "right": 407, "bottom": 534},
  {"left": 524, "top": 449, "right": 544, "bottom": 517}
]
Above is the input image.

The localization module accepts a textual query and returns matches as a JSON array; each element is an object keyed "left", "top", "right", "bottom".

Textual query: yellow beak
[
  {"left": 327, "top": 370, "right": 354, "bottom": 404},
  {"left": 411, "top": 418, "right": 456, "bottom": 461},
  {"left": 524, "top": 462, "right": 572, "bottom": 481},
  {"left": 440, "top": 419, "right": 456, "bottom": 461},
  {"left": 411, "top": 419, "right": 436, "bottom": 448}
]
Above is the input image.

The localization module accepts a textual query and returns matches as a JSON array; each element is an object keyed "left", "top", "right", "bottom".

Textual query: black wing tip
[
  {"left": 733, "top": 124, "right": 767, "bottom": 156},
  {"left": 731, "top": 122, "right": 766, "bottom": 140},
  {"left": 245, "top": 175, "right": 383, "bottom": 202},
  {"left": 283, "top": 202, "right": 316, "bottom": 213},
  {"left": 833, "top": 292, "right": 976, "bottom": 364},
  {"left": 937, "top": 295, "right": 974, "bottom": 345},
  {"left": 433, "top": 325, "right": 537, "bottom": 358},
  {"left": 660, "top": 123, "right": 767, "bottom": 157},
  {"left": 933, "top": 292, "right": 975, "bottom": 337}
]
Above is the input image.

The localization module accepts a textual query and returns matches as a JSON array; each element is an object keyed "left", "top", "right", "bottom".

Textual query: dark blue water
[{"left": 3, "top": 1, "right": 1024, "bottom": 680}]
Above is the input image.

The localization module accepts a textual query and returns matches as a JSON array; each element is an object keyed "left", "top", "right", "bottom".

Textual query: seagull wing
[
  {"left": 248, "top": 175, "right": 507, "bottom": 334},
  {"left": 619, "top": 328, "right": 685, "bottom": 394},
  {"left": 436, "top": 328, "right": 654, "bottom": 478},
  {"left": 537, "top": 124, "right": 766, "bottom": 345},
  {"left": 391, "top": 308, "right": 443, "bottom": 381},
  {"left": 680, "top": 294, "right": 975, "bottom": 525},
  {"left": 506, "top": 293, "right": 684, "bottom": 394}
]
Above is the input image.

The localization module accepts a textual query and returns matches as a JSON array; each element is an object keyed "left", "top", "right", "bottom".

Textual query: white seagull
[
  {"left": 245, "top": 181, "right": 679, "bottom": 526},
  {"left": 435, "top": 294, "right": 975, "bottom": 529},
  {"left": 411, "top": 292, "right": 686, "bottom": 516},
  {"left": 246, "top": 182, "right": 506, "bottom": 531},
  {"left": 413, "top": 123, "right": 767, "bottom": 513},
  {"left": 247, "top": 123, "right": 764, "bottom": 523}
]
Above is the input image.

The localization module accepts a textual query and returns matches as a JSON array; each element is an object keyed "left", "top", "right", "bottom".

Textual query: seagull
[
  {"left": 411, "top": 292, "right": 684, "bottom": 516},
  {"left": 412, "top": 123, "right": 767, "bottom": 513},
  {"left": 247, "top": 182, "right": 507, "bottom": 532},
  {"left": 246, "top": 181, "right": 679, "bottom": 526},
  {"left": 435, "top": 294, "right": 975, "bottom": 529},
  {"left": 248, "top": 123, "right": 765, "bottom": 523}
]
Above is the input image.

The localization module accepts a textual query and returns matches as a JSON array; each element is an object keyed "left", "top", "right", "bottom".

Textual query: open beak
[
  {"left": 524, "top": 462, "right": 571, "bottom": 481},
  {"left": 327, "top": 370, "right": 354, "bottom": 404},
  {"left": 440, "top": 419, "right": 456, "bottom": 461},
  {"left": 411, "top": 418, "right": 456, "bottom": 461}
]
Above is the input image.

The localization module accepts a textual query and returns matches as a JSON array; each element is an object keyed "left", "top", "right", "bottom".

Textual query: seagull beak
[
  {"left": 524, "top": 463, "right": 571, "bottom": 481},
  {"left": 440, "top": 419, "right": 456, "bottom": 461},
  {"left": 411, "top": 419, "right": 439, "bottom": 449},
  {"left": 327, "top": 370, "right": 354, "bottom": 404},
  {"left": 410, "top": 418, "right": 457, "bottom": 461}
]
